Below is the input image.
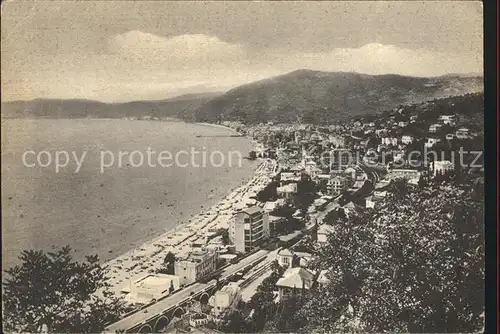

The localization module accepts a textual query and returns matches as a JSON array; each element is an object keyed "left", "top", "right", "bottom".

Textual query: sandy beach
[{"left": 103, "top": 158, "right": 277, "bottom": 298}]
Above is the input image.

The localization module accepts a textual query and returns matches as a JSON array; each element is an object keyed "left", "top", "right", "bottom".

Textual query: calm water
[{"left": 1, "top": 119, "right": 257, "bottom": 270}]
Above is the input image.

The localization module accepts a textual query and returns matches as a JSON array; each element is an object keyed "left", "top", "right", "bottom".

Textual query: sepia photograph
[{"left": 1, "top": 1, "right": 487, "bottom": 333}]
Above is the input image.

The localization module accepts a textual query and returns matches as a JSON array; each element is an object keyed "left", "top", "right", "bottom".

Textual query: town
[{"left": 98, "top": 92, "right": 484, "bottom": 333}]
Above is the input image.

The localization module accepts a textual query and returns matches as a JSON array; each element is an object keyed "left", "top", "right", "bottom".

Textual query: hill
[
  {"left": 1, "top": 92, "right": 222, "bottom": 121},
  {"left": 194, "top": 70, "right": 483, "bottom": 124}
]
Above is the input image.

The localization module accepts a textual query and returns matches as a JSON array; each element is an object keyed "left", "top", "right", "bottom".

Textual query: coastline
[
  {"left": 102, "top": 156, "right": 271, "bottom": 297},
  {"left": 1, "top": 119, "right": 257, "bottom": 271}
]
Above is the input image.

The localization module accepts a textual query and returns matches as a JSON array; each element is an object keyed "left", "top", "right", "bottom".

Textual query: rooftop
[
  {"left": 276, "top": 267, "right": 315, "bottom": 290},
  {"left": 239, "top": 206, "right": 263, "bottom": 216}
]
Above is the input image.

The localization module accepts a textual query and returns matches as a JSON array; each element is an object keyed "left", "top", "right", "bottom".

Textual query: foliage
[
  {"left": 2, "top": 246, "right": 124, "bottom": 333},
  {"left": 297, "top": 183, "right": 484, "bottom": 333}
]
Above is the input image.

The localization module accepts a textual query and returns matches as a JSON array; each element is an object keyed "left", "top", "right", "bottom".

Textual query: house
[
  {"left": 174, "top": 249, "right": 218, "bottom": 285},
  {"left": 317, "top": 224, "right": 335, "bottom": 244},
  {"left": 455, "top": 128, "right": 470, "bottom": 139},
  {"left": 277, "top": 183, "right": 298, "bottom": 199},
  {"left": 229, "top": 206, "right": 269, "bottom": 253},
  {"left": 381, "top": 137, "right": 398, "bottom": 146},
  {"left": 398, "top": 121, "right": 408, "bottom": 127},
  {"left": 280, "top": 172, "right": 301, "bottom": 184},
  {"left": 431, "top": 160, "right": 455, "bottom": 177},
  {"left": 401, "top": 135, "right": 414, "bottom": 145},
  {"left": 445, "top": 133, "right": 455, "bottom": 140},
  {"left": 424, "top": 137, "right": 441, "bottom": 148},
  {"left": 429, "top": 124, "right": 443, "bottom": 133},
  {"left": 365, "top": 195, "right": 376, "bottom": 209},
  {"left": 317, "top": 270, "right": 331, "bottom": 289},
  {"left": 210, "top": 283, "right": 242, "bottom": 317},
  {"left": 277, "top": 248, "right": 294, "bottom": 269},
  {"left": 438, "top": 115, "right": 457, "bottom": 125},
  {"left": 327, "top": 176, "right": 347, "bottom": 196},
  {"left": 276, "top": 267, "right": 315, "bottom": 301},
  {"left": 387, "top": 168, "right": 422, "bottom": 185},
  {"left": 375, "top": 129, "right": 388, "bottom": 137},
  {"left": 373, "top": 190, "right": 387, "bottom": 200}
]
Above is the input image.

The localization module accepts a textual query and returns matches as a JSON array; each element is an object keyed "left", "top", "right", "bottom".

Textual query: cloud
[
  {"left": 1, "top": 31, "right": 482, "bottom": 102},
  {"left": 108, "top": 31, "right": 245, "bottom": 66},
  {"left": 277, "top": 43, "right": 483, "bottom": 77}
]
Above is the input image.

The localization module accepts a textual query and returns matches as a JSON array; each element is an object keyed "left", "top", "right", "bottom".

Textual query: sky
[{"left": 1, "top": 1, "right": 483, "bottom": 102}]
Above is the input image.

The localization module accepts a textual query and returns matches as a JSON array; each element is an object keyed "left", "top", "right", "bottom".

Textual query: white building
[
  {"left": 327, "top": 176, "right": 347, "bottom": 196},
  {"left": 229, "top": 206, "right": 269, "bottom": 253},
  {"left": 317, "top": 270, "right": 331, "bottom": 289},
  {"left": 125, "top": 274, "right": 181, "bottom": 304},
  {"left": 277, "top": 248, "right": 294, "bottom": 269},
  {"left": 381, "top": 137, "right": 398, "bottom": 146},
  {"left": 280, "top": 172, "right": 301, "bottom": 184},
  {"left": 424, "top": 137, "right": 441, "bottom": 148},
  {"left": 388, "top": 168, "right": 422, "bottom": 185},
  {"left": 210, "top": 283, "right": 242, "bottom": 317},
  {"left": 455, "top": 128, "right": 470, "bottom": 139},
  {"left": 429, "top": 124, "right": 443, "bottom": 133},
  {"left": 401, "top": 135, "right": 414, "bottom": 144},
  {"left": 277, "top": 183, "right": 298, "bottom": 199},
  {"left": 438, "top": 115, "right": 457, "bottom": 125},
  {"left": 174, "top": 249, "right": 218, "bottom": 286},
  {"left": 432, "top": 160, "right": 455, "bottom": 176},
  {"left": 317, "top": 224, "right": 335, "bottom": 244},
  {"left": 276, "top": 267, "right": 315, "bottom": 301}
]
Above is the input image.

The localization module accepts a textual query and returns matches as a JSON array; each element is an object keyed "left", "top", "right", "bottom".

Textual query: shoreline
[
  {"left": 99, "top": 123, "right": 255, "bottom": 265},
  {"left": 102, "top": 156, "right": 271, "bottom": 296}
]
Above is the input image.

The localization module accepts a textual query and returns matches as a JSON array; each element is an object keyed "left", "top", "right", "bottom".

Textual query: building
[
  {"left": 317, "top": 270, "right": 331, "bottom": 289},
  {"left": 174, "top": 249, "right": 218, "bottom": 285},
  {"left": 329, "top": 148, "right": 351, "bottom": 170},
  {"left": 424, "top": 137, "right": 441, "bottom": 148},
  {"left": 229, "top": 206, "right": 269, "bottom": 253},
  {"left": 280, "top": 172, "right": 301, "bottom": 184},
  {"left": 455, "top": 127, "right": 470, "bottom": 139},
  {"left": 276, "top": 183, "right": 297, "bottom": 199},
  {"left": 276, "top": 267, "right": 315, "bottom": 300},
  {"left": 429, "top": 124, "right": 443, "bottom": 133},
  {"left": 210, "top": 283, "right": 242, "bottom": 317},
  {"left": 125, "top": 274, "right": 181, "bottom": 304},
  {"left": 438, "top": 115, "right": 457, "bottom": 125},
  {"left": 401, "top": 135, "right": 414, "bottom": 145},
  {"left": 388, "top": 168, "right": 422, "bottom": 185},
  {"left": 277, "top": 248, "right": 294, "bottom": 269},
  {"left": 268, "top": 215, "right": 286, "bottom": 235},
  {"left": 381, "top": 137, "right": 398, "bottom": 146},
  {"left": 317, "top": 224, "right": 335, "bottom": 244},
  {"left": 432, "top": 160, "right": 455, "bottom": 176},
  {"left": 327, "top": 176, "right": 347, "bottom": 196}
]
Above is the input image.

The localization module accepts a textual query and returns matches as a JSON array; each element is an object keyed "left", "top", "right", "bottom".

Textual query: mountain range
[{"left": 2, "top": 70, "right": 483, "bottom": 124}]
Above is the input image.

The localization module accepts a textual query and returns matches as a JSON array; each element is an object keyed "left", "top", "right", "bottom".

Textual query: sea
[{"left": 1, "top": 119, "right": 258, "bottom": 270}]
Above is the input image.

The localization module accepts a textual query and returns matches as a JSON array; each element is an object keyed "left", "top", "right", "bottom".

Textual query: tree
[
  {"left": 2, "top": 246, "right": 124, "bottom": 333},
  {"left": 218, "top": 309, "right": 254, "bottom": 333},
  {"left": 164, "top": 251, "right": 176, "bottom": 265},
  {"left": 296, "top": 184, "right": 484, "bottom": 333},
  {"left": 248, "top": 150, "right": 257, "bottom": 160},
  {"left": 169, "top": 281, "right": 175, "bottom": 294}
]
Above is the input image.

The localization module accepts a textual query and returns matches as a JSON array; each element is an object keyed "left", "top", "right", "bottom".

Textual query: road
[{"left": 104, "top": 250, "right": 270, "bottom": 332}]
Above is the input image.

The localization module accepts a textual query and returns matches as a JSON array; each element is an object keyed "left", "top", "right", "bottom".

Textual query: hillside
[
  {"left": 194, "top": 70, "right": 483, "bottom": 124},
  {"left": 1, "top": 92, "right": 221, "bottom": 121}
]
